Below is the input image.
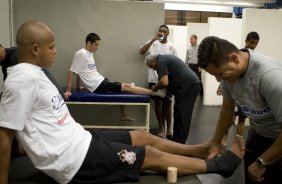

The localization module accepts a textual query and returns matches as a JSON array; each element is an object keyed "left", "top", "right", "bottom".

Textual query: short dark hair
[
  {"left": 191, "top": 34, "right": 197, "bottom": 39},
  {"left": 159, "top": 24, "right": 169, "bottom": 32},
  {"left": 197, "top": 36, "right": 239, "bottom": 68},
  {"left": 86, "top": 33, "right": 101, "bottom": 44},
  {"left": 246, "top": 31, "right": 260, "bottom": 41}
]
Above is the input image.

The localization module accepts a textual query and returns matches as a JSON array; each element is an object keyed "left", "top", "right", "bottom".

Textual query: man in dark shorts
[{"left": 64, "top": 33, "right": 154, "bottom": 121}]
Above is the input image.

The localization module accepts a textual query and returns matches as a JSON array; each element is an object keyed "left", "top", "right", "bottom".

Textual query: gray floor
[{"left": 9, "top": 97, "right": 245, "bottom": 184}]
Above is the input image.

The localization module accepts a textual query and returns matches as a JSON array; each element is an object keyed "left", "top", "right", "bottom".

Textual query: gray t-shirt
[
  {"left": 156, "top": 54, "right": 199, "bottom": 96},
  {"left": 222, "top": 50, "right": 282, "bottom": 138}
]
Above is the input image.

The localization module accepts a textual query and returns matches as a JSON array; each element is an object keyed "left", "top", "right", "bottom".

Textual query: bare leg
[
  {"left": 120, "top": 105, "right": 135, "bottom": 121},
  {"left": 236, "top": 118, "right": 245, "bottom": 136},
  {"left": 163, "top": 99, "right": 173, "bottom": 137},
  {"left": 137, "top": 133, "right": 245, "bottom": 176},
  {"left": 130, "top": 130, "right": 210, "bottom": 159},
  {"left": 154, "top": 99, "right": 165, "bottom": 138},
  {"left": 121, "top": 83, "right": 153, "bottom": 95},
  {"left": 221, "top": 133, "right": 228, "bottom": 147}
]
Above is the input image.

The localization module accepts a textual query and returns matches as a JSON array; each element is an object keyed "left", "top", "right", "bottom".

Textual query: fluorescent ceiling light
[
  {"left": 165, "top": 3, "right": 233, "bottom": 12},
  {"left": 154, "top": 0, "right": 275, "bottom": 7}
]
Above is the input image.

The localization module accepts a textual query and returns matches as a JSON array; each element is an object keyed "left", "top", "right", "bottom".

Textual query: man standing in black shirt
[
  {"left": 145, "top": 54, "right": 200, "bottom": 144},
  {"left": 0, "top": 45, "right": 18, "bottom": 81}
]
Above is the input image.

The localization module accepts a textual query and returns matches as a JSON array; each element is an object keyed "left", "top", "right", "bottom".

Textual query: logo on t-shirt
[
  {"left": 241, "top": 105, "right": 271, "bottom": 119},
  {"left": 88, "top": 63, "right": 96, "bottom": 70},
  {"left": 52, "top": 95, "right": 64, "bottom": 111}
]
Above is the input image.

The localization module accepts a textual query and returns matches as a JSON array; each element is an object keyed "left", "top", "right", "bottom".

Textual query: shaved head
[
  {"left": 16, "top": 21, "right": 53, "bottom": 51},
  {"left": 16, "top": 21, "right": 56, "bottom": 67}
]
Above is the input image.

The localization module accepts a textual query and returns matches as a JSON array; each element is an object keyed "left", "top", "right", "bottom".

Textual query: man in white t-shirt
[
  {"left": 0, "top": 21, "right": 246, "bottom": 184},
  {"left": 139, "top": 25, "right": 177, "bottom": 139},
  {"left": 185, "top": 34, "right": 203, "bottom": 100},
  {"left": 64, "top": 33, "right": 153, "bottom": 121}
]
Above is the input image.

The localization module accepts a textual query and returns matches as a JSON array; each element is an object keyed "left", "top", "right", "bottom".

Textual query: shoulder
[
  {"left": 250, "top": 51, "right": 282, "bottom": 72},
  {"left": 5, "top": 64, "right": 40, "bottom": 90},
  {"left": 166, "top": 41, "right": 175, "bottom": 47}
]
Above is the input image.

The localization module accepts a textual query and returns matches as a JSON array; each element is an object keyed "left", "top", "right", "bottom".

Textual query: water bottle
[{"left": 159, "top": 34, "right": 164, "bottom": 41}]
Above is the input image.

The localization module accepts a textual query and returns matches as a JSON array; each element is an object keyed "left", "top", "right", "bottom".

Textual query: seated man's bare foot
[
  {"left": 186, "top": 139, "right": 212, "bottom": 159},
  {"left": 121, "top": 115, "right": 135, "bottom": 121}
]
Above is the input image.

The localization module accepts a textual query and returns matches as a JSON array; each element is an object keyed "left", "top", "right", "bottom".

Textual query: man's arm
[
  {"left": 248, "top": 128, "right": 282, "bottom": 182},
  {"left": 139, "top": 33, "right": 162, "bottom": 55},
  {"left": 152, "top": 75, "right": 168, "bottom": 91},
  {"left": 185, "top": 49, "right": 190, "bottom": 65},
  {"left": 208, "top": 97, "right": 235, "bottom": 159},
  {"left": 0, "top": 127, "right": 16, "bottom": 184},
  {"left": 76, "top": 75, "right": 81, "bottom": 90},
  {"left": 64, "top": 71, "right": 75, "bottom": 100}
]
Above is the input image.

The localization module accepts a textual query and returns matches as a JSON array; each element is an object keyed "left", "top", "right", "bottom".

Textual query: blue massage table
[{"left": 64, "top": 88, "right": 151, "bottom": 131}]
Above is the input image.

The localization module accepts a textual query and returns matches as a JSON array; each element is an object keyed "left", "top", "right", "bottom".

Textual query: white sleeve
[
  {"left": 70, "top": 52, "right": 84, "bottom": 74},
  {"left": 0, "top": 73, "right": 38, "bottom": 130},
  {"left": 173, "top": 45, "right": 177, "bottom": 56}
]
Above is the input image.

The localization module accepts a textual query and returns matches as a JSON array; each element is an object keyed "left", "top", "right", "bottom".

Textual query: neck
[
  {"left": 239, "top": 51, "right": 250, "bottom": 78},
  {"left": 84, "top": 45, "right": 91, "bottom": 52}
]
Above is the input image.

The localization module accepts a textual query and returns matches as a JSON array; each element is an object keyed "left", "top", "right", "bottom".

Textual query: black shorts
[
  {"left": 149, "top": 83, "right": 172, "bottom": 101},
  {"left": 95, "top": 78, "right": 122, "bottom": 93},
  {"left": 70, "top": 130, "right": 145, "bottom": 184}
]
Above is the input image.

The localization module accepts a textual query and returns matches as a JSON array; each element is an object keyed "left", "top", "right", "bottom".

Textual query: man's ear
[
  {"left": 31, "top": 44, "right": 39, "bottom": 56},
  {"left": 229, "top": 53, "right": 239, "bottom": 64}
]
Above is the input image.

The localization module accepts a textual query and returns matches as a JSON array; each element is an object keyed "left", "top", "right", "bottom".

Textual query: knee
[
  {"left": 121, "top": 83, "right": 131, "bottom": 91},
  {"left": 131, "top": 129, "right": 155, "bottom": 144},
  {"left": 144, "top": 145, "right": 163, "bottom": 161}
]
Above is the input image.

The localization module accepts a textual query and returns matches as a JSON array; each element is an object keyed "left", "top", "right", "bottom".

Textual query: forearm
[
  {"left": 0, "top": 128, "right": 15, "bottom": 184},
  {"left": 185, "top": 52, "right": 190, "bottom": 64},
  {"left": 65, "top": 71, "right": 74, "bottom": 92},
  {"left": 213, "top": 98, "right": 235, "bottom": 143},
  {"left": 139, "top": 39, "right": 155, "bottom": 55},
  {"left": 76, "top": 75, "right": 80, "bottom": 89},
  {"left": 260, "top": 132, "right": 282, "bottom": 165},
  {"left": 153, "top": 76, "right": 168, "bottom": 90}
]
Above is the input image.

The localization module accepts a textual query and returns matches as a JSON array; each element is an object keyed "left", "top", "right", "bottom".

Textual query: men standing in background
[
  {"left": 139, "top": 25, "right": 177, "bottom": 139},
  {"left": 244, "top": 31, "right": 260, "bottom": 50},
  {"left": 185, "top": 34, "right": 203, "bottom": 100}
]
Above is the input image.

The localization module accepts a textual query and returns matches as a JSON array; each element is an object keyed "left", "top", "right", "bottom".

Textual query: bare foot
[
  {"left": 121, "top": 115, "right": 135, "bottom": 121},
  {"left": 189, "top": 139, "right": 212, "bottom": 159},
  {"left": 157, "top": 129, "right": 165, "bottom": 138},
  {"left": 229, "top": 135, "right": 245, "bottom": 160}
]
